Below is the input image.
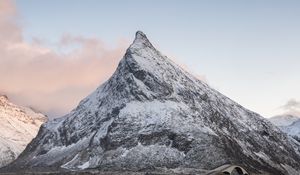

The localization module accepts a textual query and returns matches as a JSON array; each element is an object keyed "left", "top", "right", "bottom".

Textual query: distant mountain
[
  {"left": 4, "top": 32, "right": 300, "bottom": 175},
  {"left": 0, "top": 95, "right": 47, "bottom": 167},
  {"left": 282, "top": 120, "right": 300, "bottom": 142},
  {"left": 270, "top": 114, "right": 300, "bottom": 143},
  {"left": 269, "top": 114, "right": 300, "bottom": 127}
]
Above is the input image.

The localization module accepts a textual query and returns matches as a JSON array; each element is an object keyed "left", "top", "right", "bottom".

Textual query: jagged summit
[
  {"left": 120, "top": 31, "right": 188, "bottom": 90},
  {"left": 129, "top": 31, "right": 155, "bottom": 51},
  {"left": 0, "top": 95, "right": 8, "bottom": 103},
  {"left": 0, "top": 95, "right": 46, "bottom": 168},
  {"left": 270, "top": 114, "right": 300, "bottom": 143},
  {"left": 135, "top": 31, "right": 148, "bottom": 41},
  {"left": 270, "top": 114, "right": 300, "bottom": 127},
  {"left": 4, "top": 32, "right": 300, "bottom": 175}
]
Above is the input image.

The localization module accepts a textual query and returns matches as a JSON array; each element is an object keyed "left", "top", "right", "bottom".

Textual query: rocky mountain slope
[
  {"left": 3, "top": 32, "right": 300, "bottom": 175},
  {"left": 0, "top": 95, "right": 46, "bottom": 168},
  {"left": 270, "top": 115, "right": 300, "bottom": 143}
]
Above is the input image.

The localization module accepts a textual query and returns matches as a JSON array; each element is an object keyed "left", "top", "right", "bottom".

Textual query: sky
[{"left": 0, "top": 0, "right": 300, "bottom": 118}]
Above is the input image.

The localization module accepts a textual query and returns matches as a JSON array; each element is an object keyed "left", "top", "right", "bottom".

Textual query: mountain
[
  {"left": 270, "top": 115, "right": 300, "bottom": 143},
  {"left": 3, "top": 31, "right": 300, "bottom": 175},
  {"left": 0, "top": 95, "right": 47, "bottom": 168},
  {"left": 282, "top": 120, "right": 300, "bottom": 142},
  {"left": 269, "top": 114, "right": 300, "bottom": 127}
]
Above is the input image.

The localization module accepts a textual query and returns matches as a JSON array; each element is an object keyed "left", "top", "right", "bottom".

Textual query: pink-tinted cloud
[
  {"left": 0, "top": 1, "right": 127, "bottom": 118},
  {"left": 0, "top": 1, "right": 206, "bottom": 118},
  {"left": 0, "top": 0, "right": 22, "bottom": 44},
  {"left": 280, "top": 99, "right": 300, "bottom": 116}
]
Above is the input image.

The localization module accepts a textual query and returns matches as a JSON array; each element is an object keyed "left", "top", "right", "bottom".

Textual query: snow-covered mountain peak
[
  {"left": 128, "top": 31, "right": 155, "bottom": 52},
  {"left": 5, "top": 32, "right": 300, "bottom": 175},
  {"left": 0, "top": 95, "right": 8, "bottom": 103},
  {"left": 270, "top": 114, "right": 300, "bottom": 143},
  {"left": 120, "top": 31, "right": 193, "bottom": 90},
  {"left": 0, "top": 95, "right": 47, "bottom": 168},
  {"left": 133, "top": 31, "right": 150, "bottom": 44},
  {"left": 269, "top": 114, "right": 300, "bottom": 127},
  {"left": 135, "top": 31, "right": 148, "bottom": 41}
]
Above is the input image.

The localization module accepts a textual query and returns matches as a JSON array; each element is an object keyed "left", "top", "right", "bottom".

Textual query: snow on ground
[
  {"left": 269, "top": 115, "right": 300, "bottom": 127},
  {"left": 0, "top": 95, "right": 46, "bottom": 167}
]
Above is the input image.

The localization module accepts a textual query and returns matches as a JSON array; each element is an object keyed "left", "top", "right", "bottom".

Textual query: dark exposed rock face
[{"left": 3, "top": 31, "right": 300, "bottom": 175}]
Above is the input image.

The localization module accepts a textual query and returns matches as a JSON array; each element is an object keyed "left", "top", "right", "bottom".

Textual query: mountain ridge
[
  {"left": 0, "top": 95, "right": 47, "bottom": 168},
  {"left": 270, "top": 114, "right": 300, "bottom": 143},
  {"left": 269, "top": 114, "right": 300, "bottom": 127}
]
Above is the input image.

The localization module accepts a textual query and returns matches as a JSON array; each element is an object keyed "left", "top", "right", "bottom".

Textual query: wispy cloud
[
  {"left": 280, "top": 99, "right": 300, "bottom": 116},
  {"left": 0, "top": 0, "right": 207, "bottom": 118},
  {"left": 0, "top": 0, "right": 127, "bottom": 118}
]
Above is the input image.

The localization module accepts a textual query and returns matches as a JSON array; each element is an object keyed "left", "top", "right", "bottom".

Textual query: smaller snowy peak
[
  {"left": 0, "top": 95, "right": 46, "bottom": 122},
  {"left": 281, "top": 120, "right": 300, "bottom": 142},
  {"left": 284, "top": 120, "right": 300, "bottom": 133},
  {"left": 0, "top": 96, "right": 47, "bottom": 167},
  {"left": 0, "top": 95, "right": 8, "bottom": 103},
  {"left": 269, "top": 114, "right": 300, "bottom": 127},
  {"left": 269, "top": 114, "right": 300, "bottom": 143}
]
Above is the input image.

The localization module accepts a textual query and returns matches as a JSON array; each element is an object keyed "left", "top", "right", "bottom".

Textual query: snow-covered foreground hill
[
  {"left": 0, "top": 95, "right": 47, "bottom": 167},
  {"left": 3, "top": 32, "right": 300, "bottom": 175}
]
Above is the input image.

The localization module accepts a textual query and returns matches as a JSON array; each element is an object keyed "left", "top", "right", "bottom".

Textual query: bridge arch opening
[{"left": 232, "top": 167, "right": 244, "bottom": 175}]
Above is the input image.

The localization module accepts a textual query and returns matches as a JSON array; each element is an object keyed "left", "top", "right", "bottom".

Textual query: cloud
[
  {"left": 282, "top": 99, "right": 300, "bottom": 110},
  {"left": 0, "top": 0, "right": 127, "bottom": 118},
  {"left": 0, "top": 0, "right": 206, "bottom": 118},
  {"left": 280, "top": 99, "right": 300, "bottom": 116}
]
